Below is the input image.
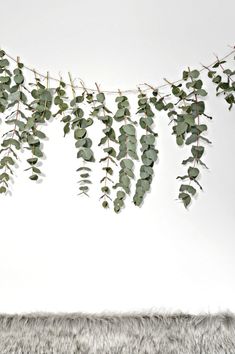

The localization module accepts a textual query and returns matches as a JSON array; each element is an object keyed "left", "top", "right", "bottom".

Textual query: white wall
[{"left": 0, "top": 0, "right": 235, "bottom": 314}]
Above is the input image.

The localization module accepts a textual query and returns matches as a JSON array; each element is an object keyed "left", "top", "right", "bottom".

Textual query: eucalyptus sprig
[
  {"left": 133, "top": 90, "right": 158, "bottom": 206},
  {"left": 21, "top": 71, "right": 52, "bottom": 181},
  {"left": 149, "top": 86, "right": 176, "bottom": 123},
  {"left": 113, "top": 93, "right": 138, "bottom": 213},
  {"left": 0, "top": 57, "right": 28, "bottom": 193},
  {"left": 0, "top": 49, "right": 12, "bottom": 114},
  {"left": 95, "top": 85, "right": 117, "bottom": 208},
  {"left": 204, "top": 57, "right": 235, "bottom": 110},
  {"left": 53, "top": 78, "right": 70, "bottom": 136},
  {"left": 54, "top": 79, "right": 68, "bottom": 116},
  {"left": 169, "top": 69, "right": 211, "bottom": 207},
  {"left": 68, "top": 74, "right": 94, "bottom": 196}
]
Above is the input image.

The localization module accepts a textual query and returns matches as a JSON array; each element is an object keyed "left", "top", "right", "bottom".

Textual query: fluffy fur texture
[{"left": 0, "top": 312, "right": 235, "bottom": 353}]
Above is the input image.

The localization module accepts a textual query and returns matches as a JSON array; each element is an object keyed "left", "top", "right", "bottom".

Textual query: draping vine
[{"left": 0, "top": 47, "right": 234, "bottom": 211}]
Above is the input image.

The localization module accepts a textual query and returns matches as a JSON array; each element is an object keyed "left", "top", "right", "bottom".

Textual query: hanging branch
[
  {"left": 112, "top": 89, "right": 138, "bottom": 212},
  {"left": 133, "top": 89, "right": 158, "bottom": 206},
  {"left": 203, "top": 56, "right": 235, "bottom": 110},
  {"left": 68, "top": 73, "right": 94, "bottom": 196},
  {"left": 56, "top": 78, "right": 72, "bottom": 137},
  {"left": 95, "top": 84, "right": 118, "bottom": 208},
  {"left": 148, "top": 84, "right": 176, "bottom": 124},
  {"left": 0, "top": 50, "right": 12, "bottom": 114},
  {"left": 53, "top": 77, "right": 71, "bottom": 136},
  {"left": 168, "top": 68, "right": 211, "bottom": 207},
  {"left": 21, "top": 71, "right": 52, "bottom": 181},
  {"left": 0, "top": 57, "right": 28, "bottom": 193}
]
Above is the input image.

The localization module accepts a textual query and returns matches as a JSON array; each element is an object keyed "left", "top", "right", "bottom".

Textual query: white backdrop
[{"left": 0, "top": 0, "right": 235, "bottom": 314}]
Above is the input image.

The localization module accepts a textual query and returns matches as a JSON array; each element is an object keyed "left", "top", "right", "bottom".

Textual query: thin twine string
[{"left": 3, "top": 46, "right": 235, "bottom": 94}]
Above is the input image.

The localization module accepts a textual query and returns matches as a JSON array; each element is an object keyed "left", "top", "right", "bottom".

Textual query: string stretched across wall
[{"left": 0, "top": 46, "right": 234, "bottom": 212}]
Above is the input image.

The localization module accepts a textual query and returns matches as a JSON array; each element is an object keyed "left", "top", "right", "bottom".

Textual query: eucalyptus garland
[
  {"left": 0, "top": 47, "right": 234, "bottom": 211},
  {"left": 204, "top": 57, "right": 235, "bottom": 110}
]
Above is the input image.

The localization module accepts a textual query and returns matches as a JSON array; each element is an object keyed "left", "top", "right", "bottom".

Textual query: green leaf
[
  {"left": 182, "top": 156, "right": 194, "bottom": 165},
  {"left": 180, "top": 184, "right": 196, "bottom": 196},
  {"left": 188, "top": 167, "right": 199, "bottom": 179},
  {"left": 117, "top": 190, "right": 125, "bottom": 199},
  {"left": 176, "top": 136, "right": 184, "bottom": 146},
  {"left": 128, "top": 150, "right": 138, "bottom": 160},
  {"left": 197, "top": 89, "right": 207, "bottom": 97},
  {"left": 191, "top": 101, "right": 205, "bottom": 115},
  {"left": 179, "top": 192, "right": 191, "bottom": 208},
  {"left": 33, "top": 146, "right": 43, "bottom": 158},
  {"left": 191, "top": 145, "right": 204, "bottom": 159},
  {"left": 115, "top": 96, "right": 125, "bottom": 103},
  {"left": 25, "top": 117, "right": 35, "bottom": 130},
  {"left": 176, "top": 122, "right": 188, "bottom": 135},
  {"left": 27, "top": 157, "right": 38, "bottom": 165},
  {"left": 0, "top": 172, "right": 9, "bottom": 181},
  {"left": 79, "top": 186, "right": 88, "bottom": 191},
  {"left": 2, "top": 138, "right": 20, "bottom": 150},
  {"left": 145, "top": 135, "right": 155, "bottom": 145},
  {"left": 82, "top": 148, "right": 94, "bottom": 161},
  {"left": 0, "top": 186, "right": 6, "bottom": 193},
  {"left": 102, "top": 201, "right": 109, "bottom": 208},
  {"left": 0, "top": 76, "right": 10, "bottom": 83},
  {"left": 145, "top": 149, "right": 158, "bottom": 161},
  {"left": 32, "top": 167, "right": 41, "bottom": 174},
  {"left": 14, "top": 74, "right": 24, "bottom": 84},
  {"left": 29, "top": 174, "right": 38, "bottom": 181},
  {"left": 80, "top": 173, "right": 89, "bottom": 178},
  {"left": 97, "top": 92, "right": 105, "bottom": 103},
  {"left": 27, "top": 136, "right": 40, "bottom": 146},
  {"left": 104, "top": 147, "right": 116, "bottom": 158},
  {"left": 101, "top": 186, "right": 110, "bottom": 194},
  {"left": 1, "top": 156, "right": 14, "bottom": 165},
  {"left": 122, "top": 124, "right": 135, "bottom": 135},
  {"left": 189, "top": 70, "right": 200, "bottom": 79},
  {"left": 35, "top": 130, "right": 46, "bottom": 139},
  {"left": 0, "top": 59, "right": 9, "bottom": 67},
  {"left": 193, "top": 79, "right": 203, "bottom": 89},
  {"left": 74, "top": 128, "right": 86, "bottom": 139},
  {"left": 120, "top": 158, "right": 134, "bottom": 170},
  {"left": 77, "top": 166, "right": 91, "bottom": 172},
  {"left": 186, "top": 134, "right": 198, "bottom": 145},
  {"left": 115, "top": 108, "right": 125, "bottom": 118},
  {"left": 63, "top": 122, "right": 70, "bottom": 136},
  {"left": 184, "top": 115, "right": 195, "bottom": 126},
  {"left": 120, "top": 174, "right": 130, "bottom": 187}
]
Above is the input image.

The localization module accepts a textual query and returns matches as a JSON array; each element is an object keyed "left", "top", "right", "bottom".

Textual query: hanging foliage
[
  {"left": 68, "top": 73, "right": 95, "bottom": 196},
  {"left": 203, "top": 57, "right": 235, "bottom": 110},
  {"left": 0, "top": 57, "right": 27, "bottom": 191},
  {"left": 166, "top": 69, "right": 211, "bottom": 207},
  {"left": 133, "top": 91, "right": 158, "bottom": 207},
  {"left": 22, "top": 72, "right": 52, "bottom": 181},
  {"left": 113, "top": 93, "right": 138, "bottom": 212},
  {"left": 94, "top": 87, "right": 118, "bottom": 208},
  {"left": 0, "top": 47, "right": 234, "bottom": 211}
]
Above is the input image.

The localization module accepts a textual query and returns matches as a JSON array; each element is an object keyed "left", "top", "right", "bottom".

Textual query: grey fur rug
[{"left": 0, "top": 313, "right": 235, "bottom": 353}]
